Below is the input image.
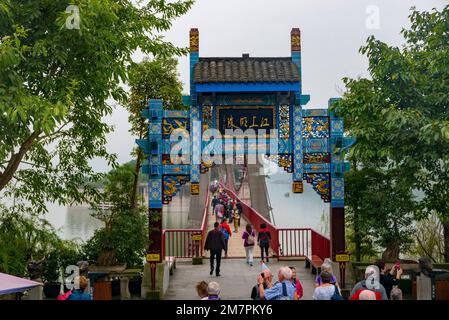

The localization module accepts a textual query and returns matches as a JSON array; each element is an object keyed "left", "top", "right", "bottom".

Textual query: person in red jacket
[
  {"left": 258, "top": 223, "right": 271, "bottom": 262},
  {"left": 220, "top": 219, "right": 232, "bottom": 258}
]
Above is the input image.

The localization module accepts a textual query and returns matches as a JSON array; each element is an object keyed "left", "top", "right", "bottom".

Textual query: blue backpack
[
  {"left": 331, "top": 285, "right": 344, "bottom": 300},
  {"left": 220, "top": 227, "right": 230, "bottom": 240}
]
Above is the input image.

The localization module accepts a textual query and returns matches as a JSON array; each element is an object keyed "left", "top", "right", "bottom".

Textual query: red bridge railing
[
  {"left": 224, "top": 186, "right": 331, "bottom": 260},
  {"left": 161, "top": 183, "right": 330, "bottom": 261},
  {"left": 162, "top": 188, "right": 210, "bottom": 259}
]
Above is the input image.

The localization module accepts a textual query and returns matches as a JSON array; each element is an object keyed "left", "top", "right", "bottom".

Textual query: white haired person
[
  {"left": 315, "top": 258, "right": 338, "bottom": 287},
  {"left": 207, "top": 282, "right": 221, "bottom": 300},
  {"left": 257, "top": 266, "right": 295, "bottom": 300},
  {"left": 349, "top": 265, "right": 388, "bottom": 300}
]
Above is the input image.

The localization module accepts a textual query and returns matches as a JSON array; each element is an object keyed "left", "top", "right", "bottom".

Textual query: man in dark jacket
[
  {"left": 375, "top": 260, "right": 403, "bottom": 299},
  {"left": 205, "top": 222, "right": 226, "bottom": 276}
]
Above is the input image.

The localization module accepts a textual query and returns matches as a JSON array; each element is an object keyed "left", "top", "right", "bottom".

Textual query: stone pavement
[{"left": 163, "top": 258, "right": 317, "bottom": 300}]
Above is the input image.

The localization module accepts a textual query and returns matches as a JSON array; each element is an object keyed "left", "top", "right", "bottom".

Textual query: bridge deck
[
  {"left": 204, "top": 213, "right": 266, "bottom": 259},
  {"left": 204, "top": 186, "right": 271, "bottom": 259},
  {"left": 164, "top": 187, "right": 318, "bottom": 300}
]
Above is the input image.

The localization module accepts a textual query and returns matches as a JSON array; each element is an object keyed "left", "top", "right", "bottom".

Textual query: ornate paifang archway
[{"left": 137, "top": 28, "right": 355, "bottom": 268}]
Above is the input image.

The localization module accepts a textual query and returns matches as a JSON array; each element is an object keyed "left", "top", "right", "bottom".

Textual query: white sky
[{"left": 93, "top": 0, "right": 446, "bottom": 172}]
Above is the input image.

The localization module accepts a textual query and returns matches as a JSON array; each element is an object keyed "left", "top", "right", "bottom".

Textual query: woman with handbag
[{"left": 242, "top": 224, "right": 256, "bottom": 266}]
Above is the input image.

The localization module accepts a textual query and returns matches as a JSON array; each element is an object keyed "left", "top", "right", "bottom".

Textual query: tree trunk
[
  {"left": 382, "top": 240, "right": 401, "bottom": 262},
  {"left": 98, "top": 249, "right": 118, "bottom": 266},
  {"left": 0, "top": 131, "right": 40, "bottom": 192},
  {"left": 354, "top": 210, "right": 361, "bottom": 261},
  {"left": 130, "top": 125, "right": 145, "bottom": 210},
  {"left": 130, "top": 148, "right": 143, "bottom": 210},
  {"left": 442, "top": 218, "right": 449, "bottom": 263}
]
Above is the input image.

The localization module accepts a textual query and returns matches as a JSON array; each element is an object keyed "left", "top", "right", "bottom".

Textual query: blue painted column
[
  {"left": 189, "top": 28, "right": 201, "bottom": 194},
  {"left": 291, "top": 28, "right": 303, "bottom": 193},
  {"left": 329, "top": 98, "right": 346, "bottom": 259},
  {"left": 147, "top": 99, "right": 163, "bottom": 211}
]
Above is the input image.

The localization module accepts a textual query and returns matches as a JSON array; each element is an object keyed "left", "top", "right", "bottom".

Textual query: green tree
[
  {"left": 126, "top": 56, "right": 185, "bottom": 209},
  {"left": 412, "top": 214, "right": 445, "bottom": 263},
  {"left": 345, "top": 168, "right": 416, "bottom": 261},
  {"left": 83, "top": 163, "right": 148, "bottom": 267},
  {"left": 0, "top": 201, "right": 81, "bottom": 277},
  {"left": 333, "top": 5, "right": 449, "bottom": 261},
  {"left": 0, "top": 0, "right": 193, "bottom": 214}
]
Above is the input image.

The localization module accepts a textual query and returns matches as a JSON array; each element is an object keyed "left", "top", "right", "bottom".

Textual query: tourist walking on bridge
[
  {"left": 236, "top": 202, "right": 243, "bottom": 226},
  {"left": 258, "top": 223, "right": 271, "bottom": 263},
  {"left": 242, "top": 224, "right": 255, "bottom": 266},
  {"left": 232, "top": 207, "right": 240, "bottom": 233},
  {"left": 204, "top": 222, "right": 226, "bottom": 277},
  {"left": 220, "top": 218, "right": 232, "bottom": 258}
]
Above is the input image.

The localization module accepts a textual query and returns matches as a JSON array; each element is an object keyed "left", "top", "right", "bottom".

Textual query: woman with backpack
[
  {"left": 312, "top": 271, "right": 343, "bottom": 300},
  {"left": 258, "top": 223, "right": 271, "bottom": 263},
  {"left": 242, "top": 224, "right": 256, "bottom": 266}
]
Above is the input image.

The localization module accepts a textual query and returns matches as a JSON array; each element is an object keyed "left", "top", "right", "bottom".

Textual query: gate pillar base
[
  {"left": 330, "top": 206, "right": 345, "bottom": 259},
  {"left": 141, "top": 262, "right": 169, "bottom": 300}
]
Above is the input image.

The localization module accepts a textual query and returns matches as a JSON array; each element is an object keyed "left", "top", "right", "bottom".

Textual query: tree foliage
[
  {"left": 125, "top": 56, "right": 185, "bottom": 208},
  {"left": 345, "top": 168, "right": 416, "bottom": 261},
  {"left": 412, "top": 214, "right": 445, "bottom": 263},
  {"left": 334, "top": 5, "right": 449, "bottom": 260},
  {"left": 83, "top": 163, "right": 148, "bottom": 267},
  {"left": 0, "top": 202, "right": 81, "bottom": 278},
  {"left": 0, "top": 0, "right": 193, "bottom": 214}
]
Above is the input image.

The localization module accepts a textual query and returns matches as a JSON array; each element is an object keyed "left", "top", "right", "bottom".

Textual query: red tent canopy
[{"left": 0, "top": 272, "right": 42, "bottom": 295}]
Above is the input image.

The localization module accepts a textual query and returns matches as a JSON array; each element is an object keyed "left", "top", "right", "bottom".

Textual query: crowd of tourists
[
  {"left": 196, "top": 259, "right": 404, "bottom": 300},
  {"left": 203, "top": 183, "right": 404, "bottom": 300},
  {"left": 205, "top": 185, "right": 272, "bottom": 277}
]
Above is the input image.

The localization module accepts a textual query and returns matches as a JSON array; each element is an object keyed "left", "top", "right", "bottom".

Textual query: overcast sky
[{"left": 93, "top": 0, "right": 446, "bottom": 172}]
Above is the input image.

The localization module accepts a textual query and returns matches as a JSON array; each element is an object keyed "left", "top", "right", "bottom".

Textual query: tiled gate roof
[{"left": 193, "top": 57, "right": 300, "bottom": 83}]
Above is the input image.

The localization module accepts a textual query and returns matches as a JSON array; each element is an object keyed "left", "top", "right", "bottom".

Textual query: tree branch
[
  {"left": 0, "top": 131, "right": 41, "bottom": 192},
  {"left": 36, "top": 121, "right": 70, "bottom": 142},
  {"left": 19, "top": 161, "right": 50, "bottom": 170},
  {"left": 416, "top": 234, "right": 438, "bottom": 263}
]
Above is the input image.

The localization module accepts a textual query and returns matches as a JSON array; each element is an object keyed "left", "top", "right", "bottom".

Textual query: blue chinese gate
[{"left": 137, "top": 28, "right": 354, "bottom": 267}]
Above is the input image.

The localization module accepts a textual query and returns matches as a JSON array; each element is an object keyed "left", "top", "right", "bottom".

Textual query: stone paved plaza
[{"left": 164, "top": 258, "right": 317, "bottom": 300}]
